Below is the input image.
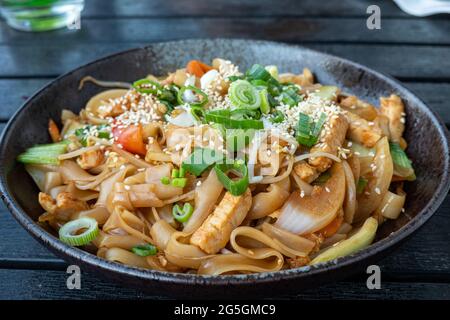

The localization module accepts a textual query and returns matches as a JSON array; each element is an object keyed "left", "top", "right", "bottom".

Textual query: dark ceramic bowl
[{"left": 1, "top": 39, "right": 449, "bottom": 298}]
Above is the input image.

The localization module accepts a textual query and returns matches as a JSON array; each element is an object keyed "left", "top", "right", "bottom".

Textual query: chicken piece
[
  {"left": 345, "top": 111, "right": 382, "bottom": 148},
  {"left": 39, "top": 192, "right": 89, "bottom": 222},
  {"left": 286, "top": 256, "right": 310, "bottom": 268},
  {"left": 339, "top": 95, "right": 378, "bottom": 121},
  {"left": 279, "top": 68, "right": 314, "bottom": 86},
  {"left": 77, "top": 149, "right": 104, "bottom": 170},
  {"left": 190, "top": 189, "right": 252, "bottom": 254},
  {"left": 308, "top": 113, "right": 349, "bottom": 172},
  {"left": 293, "top": 162, "right": 319, "bottom": 183},
  {"left": 380, "top": 94, "right": 405, "bottom": 143}
]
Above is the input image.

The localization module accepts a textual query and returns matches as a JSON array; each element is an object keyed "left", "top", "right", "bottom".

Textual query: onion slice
[{"left": 275, "top": 162, "right": 346, "bottom": 235}]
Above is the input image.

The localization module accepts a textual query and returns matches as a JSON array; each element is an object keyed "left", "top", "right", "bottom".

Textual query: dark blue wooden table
[{"left": 0, "top": 0, "right": 449, "bottom": 299}]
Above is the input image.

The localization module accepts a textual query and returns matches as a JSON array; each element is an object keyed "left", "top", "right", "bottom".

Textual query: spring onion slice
[
  {"left": 59, "top": 217, "right": 99, "bottom": 246},
  {"left": 177, "top": 85, "right": 208, "bottom": 107},
  {"left": 205, "top": 110, "right": 263, "bottom": 129},
  {"left": 311, "top": 112, "right": 327, "bottom": 137},
  {"left": 296, "top": 113, "right": 316, "bottom": 147},
  {"left": 171, "top": 178, "right": 187, "bottom": 188},
  {"left": 246, "top": 64, "right": 272, "bottom": 81},
  {"left": 172, "top": 203, "right": 194, "bottom": 223},
  {"left": 280, "top": 86, "right": 302, "bottom": 107},
  {"left": 214, "top": 160, "right": 249, "bottom": 196},
  {"left": 389, "top": 142, "right": 414, "bottom": 177},
  {"left": 259, "top": 88, "right": 271, "bottom": 114},
  {"left": 181, "top": 148, "right": 224, "bottom": 176},
  {"left": 229, "top": 80, "right": 261, "bottom": 110},
  {"left": 161, "top": 176, "right": 170, "bottom": 185},
  {"left": 265, "top": 65, "right": 279, "bottom": 80},
  {"left": 296, "top": 113, "right": 327, "bottom": 148},
  {"left": 270, "top": 110, "right": 285, "bottom": 123},
  {"left": 17, "top": 141, "right": 69, "bottom": 165},
  {"left": 132, "top": 244, "right": 157, "bottom": 256}
]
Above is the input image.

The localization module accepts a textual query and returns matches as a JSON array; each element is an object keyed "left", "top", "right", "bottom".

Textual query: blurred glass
[{"left": 0, "top": 0, "right": 84, "bottom": 32}]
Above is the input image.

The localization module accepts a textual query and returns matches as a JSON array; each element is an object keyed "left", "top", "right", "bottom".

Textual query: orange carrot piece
[
  {"left": 48, "top": 119, "right": 61, "bottom": 142},
  {"left": 186, "top": 60, "right": 213, "bottom": 77}
]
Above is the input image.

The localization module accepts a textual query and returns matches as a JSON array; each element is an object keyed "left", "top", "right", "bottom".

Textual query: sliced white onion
[
  {"left": 200, "top": 69, "right": 219, "bottom": 90},
  {"left": 184, "top": 75, "right": 196, "bottom": 87},
  {"left": 165, "top": 111, "right": 196, "bottom": 127},
  {"left": 294, "top": 151, "right": 341, "bottom": 163},
  {"left": 248, "top": 131, "right": 268, "bottom": 183},
  {"left": 182, "top": 89, "right": 198, "bottom": 104}
]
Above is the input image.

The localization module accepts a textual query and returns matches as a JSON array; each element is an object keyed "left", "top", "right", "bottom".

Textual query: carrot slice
[
  {"left": 48, "top": 119, "right": 61, "bottom": 142},
  {"left": 318, "top": 215, "right": 343, "bottom": 238},
  {"left": 186, "top": 60, "right": 213, "bottom": 77}
]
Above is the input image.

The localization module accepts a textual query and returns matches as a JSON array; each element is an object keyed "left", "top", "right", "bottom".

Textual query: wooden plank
[
  {"left": 80, "top": 0, "right": 406, "bottom": 18},
  {"left": 0, "top": 269, "right": 448, "bottom": 299},
  {"left": 0, "top": 196, "right": 449, "bottom": 276},
  {"left": 0, "top": 79, "right": 50, "bottom": 121},
  {"left": 2, "top": 18, "right": 450, "bottom": 45},
  {"left": 0, "top": 43, "right": 448, "bottom": 80}
]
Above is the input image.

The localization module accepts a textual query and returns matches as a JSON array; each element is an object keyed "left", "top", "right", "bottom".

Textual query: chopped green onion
[
  {"left": 390, "top": 142, "right": 415, "bottom": 180},
  {"left": 280, "top": 86, "right": 302, "bottom": 107},
  {"left": 161, "top": 176, "right": 170, "bottom": 185},
  {"left": 205, "top": 110, "right": 264, "bottom": 129},
  {"left": 132, "top": 244, "right": 157, "bottom": 257},
  {"left": 59, "top": 217, "right": 99, "bottom": 246},
  {"left": 228, "top": 75, "right": 244, "bottom": 82},
  {"left": 171, "top": 169, "right": 180, "bottom": 178},
  {"left": 250, "top": 79, "right": 268, "bottom": 88},
  {"left": 17, "top": 141, "right": 69, "bottom": 165},
  {"left": 179, "top": 166, "right": 186, "bottom": 178},
  {"left": 181, "top": 148, "right": 224, "bottom": 176},
  {"left": 259, "top": 88, "right": 271, "bottom": 114},
  {"left": 172, "top": 203, "right": 194, "bottom": 223},
  {"left": 270, "top": 110, "right": 285, "bottom": 123},
  {"left": 171, "top": 178, "right": 187, "bottom": 188},
  {"left": 229, "top": 80, "right": 261, "bottom": 110},
  {"left": 311, "top": 112, "right": 327, "bottom": 138},
  {"left": 214, "top": 161, "right": 249, "bottom": 196},
  {"left": 246, "top": 64, "right": 272, "bottom": 81},
  {"left": 296, "top": 113, "right": 326, "bottom": 148},
  {"left": 296, "top": 113, "right": 316, "bottom": 147},
  {"left": 356, "top": 177, "right": 368, "bottom": 194},
  {"left": 265, "top": 65, "right": 279, "bottom": 80},
  {"left": 177, "top": 85, "right": 208, "bottom": 107}
]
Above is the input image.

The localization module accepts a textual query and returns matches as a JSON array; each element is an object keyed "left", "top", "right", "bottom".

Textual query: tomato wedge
[
  {"left": 186, "top": 60, "right": 213, "bottom": 77},
  {"left": 113, "top": 124, "right": 147, "bottom": 156}
]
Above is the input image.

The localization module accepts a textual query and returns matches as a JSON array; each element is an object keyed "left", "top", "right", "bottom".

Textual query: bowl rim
[{"left": 1, "top": 38, "right": 449, "bottom": 286}]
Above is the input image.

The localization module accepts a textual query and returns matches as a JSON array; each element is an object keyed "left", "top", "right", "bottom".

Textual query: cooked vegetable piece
[
  {"left": 59, "top": 217, "right": 99, "bottom": 246},
  {"left": 310, "top": 217, "right": 378, "bottom": 264}
]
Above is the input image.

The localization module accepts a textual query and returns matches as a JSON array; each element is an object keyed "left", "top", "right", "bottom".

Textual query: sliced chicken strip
[{"left": 190, "top": 189, "right": 252, "bottom": 254}]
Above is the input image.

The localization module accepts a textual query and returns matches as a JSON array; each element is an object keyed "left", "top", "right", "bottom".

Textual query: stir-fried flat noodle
[{"left": 25, "top": 58, "right": 414, "bottom": 274}]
